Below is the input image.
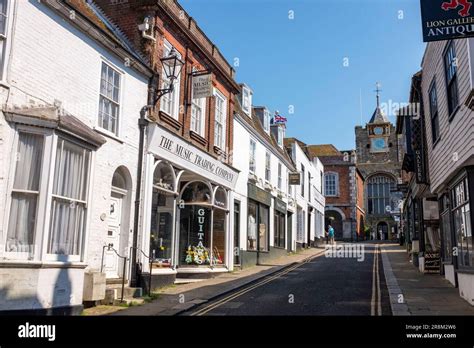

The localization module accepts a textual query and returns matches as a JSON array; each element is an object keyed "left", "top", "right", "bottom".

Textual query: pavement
[
  {"left": 109, "top": 246, "right": 326, "bottom": 316},
  {"left": 380, "top": 242, "right": 474, "bottom": 315}
]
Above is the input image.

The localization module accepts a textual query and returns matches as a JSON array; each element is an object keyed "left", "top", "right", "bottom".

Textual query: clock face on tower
[
  {"left": 371, "top": 137, "right": 387, "bottom": 152},
  {"left": 373, "top": 127, "right": 383, "bottom": 135}
]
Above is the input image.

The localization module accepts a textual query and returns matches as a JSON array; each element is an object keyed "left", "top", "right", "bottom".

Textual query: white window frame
[
  {"left": 278, "top": 127, "right": 284, "bottom": 146},
  {"left": 278, "top": 162, "right": 282, "bottom": 189},
  {"left": 265, "top": 152, "right": 271, "bottom": 182},
  {"left": 249, "top": 139, "right": 256, "bottom": 173},
  {"left": 213, "top": 88, "right": 227, "bottom": 150},
  {"left": 2, "top": 126, "right": 53, "bottom": 261},
  {"left": 0, "top": 0, "right": 13, "bottom": 83},
  {"left": 324, "top": 172, "right": 339, "bottom": 197},
  {"left": 45, "top": 136, "right": 92, "bottom": 262},
  {"left": 160, "top": 40, "right": 181, "bottom": 120},
  {"left": 98, "top": 60, "right": 122, "bottom": 137},
  {"left": 2, "top": 126, "right": 93, "bottom": 263},
  {"left": 263, "top": 109, "right": 270, "bottom": 132},
  {"left": 242, "top": 86, "right": 251, "bottom": 115},
  {"left": 191, "top": 68, "right": 206, "bottom": 136}
]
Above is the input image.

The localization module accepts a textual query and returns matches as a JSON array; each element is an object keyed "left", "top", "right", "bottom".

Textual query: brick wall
[{"left": 94, "top": 0, "right": 237, "bottom": 165}]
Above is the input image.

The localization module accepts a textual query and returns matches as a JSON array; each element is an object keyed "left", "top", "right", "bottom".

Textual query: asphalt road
[{"left": 183, "top": 243, "right": 392, "bottom": 316}]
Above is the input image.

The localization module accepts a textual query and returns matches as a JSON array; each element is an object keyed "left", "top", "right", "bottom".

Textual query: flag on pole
[{"left": 273, "top": 111, "right": 287, "bottom": 123}]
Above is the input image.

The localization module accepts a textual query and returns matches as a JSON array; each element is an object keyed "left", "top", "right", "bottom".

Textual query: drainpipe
[{"left": 130, "top": 74, "right": 157, "bottom": 287}]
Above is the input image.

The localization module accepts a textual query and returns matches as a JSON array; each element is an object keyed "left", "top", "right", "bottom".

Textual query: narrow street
[{"left": 183, "top": 243, "right": 392, "bottom": 316}]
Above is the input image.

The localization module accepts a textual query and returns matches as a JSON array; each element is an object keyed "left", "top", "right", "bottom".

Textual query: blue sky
[{"left": 180, "top": 0, "right": 427, "bottom": 150}]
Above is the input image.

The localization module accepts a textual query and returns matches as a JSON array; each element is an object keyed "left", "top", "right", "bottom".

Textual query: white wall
[
  {"left": 0, "top": 0, "right": 149, "bottom": 310},
  {"left": 233, "top": 117, "right": 295, "bottom": 253}
]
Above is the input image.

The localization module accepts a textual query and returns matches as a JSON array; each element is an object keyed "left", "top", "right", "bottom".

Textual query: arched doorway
[
  {"left": 377, "top": 221, "right": 389, "bottom": 240},
  {"left": 105, "top": 166, "right": 132, "bottom": 279},
  {"left": 325, "top": 210, "right": 343, "bottom": 240}
]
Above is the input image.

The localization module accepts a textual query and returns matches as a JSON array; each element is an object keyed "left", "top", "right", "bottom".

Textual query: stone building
[
  {"left": 355, "top": 92, "right": 403, "bottom": 240},
  {"left": 307, "top": 145, "right": 365, "bottom": 241}
]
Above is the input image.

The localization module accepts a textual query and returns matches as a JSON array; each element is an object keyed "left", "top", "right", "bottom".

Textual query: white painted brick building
[{"left": 0, "top": 0, "right": 151, "bottom": 313}]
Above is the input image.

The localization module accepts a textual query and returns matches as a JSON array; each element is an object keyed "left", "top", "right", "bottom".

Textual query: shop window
[
  {"left": 440, "top": 194, "right": 452, "bottom": 263},
  {"left": 452, "top": 178, "right": 473, "bottom": 267},
  {"left": 248, "top": 201, "right": 258, "bottom": 251},
  {"left": 214, "top": 187, "right": 228, "bottom": 210},
  {"left": 181, "top": 181, "right": 212, "bottom": 205},
  {"left": 274, "top": 211, "right": 286, "bottom": 248},
  {"left": 180, "top": 205, "right": 212, "bottom": 266},
  {"left": 153, "top": 161, "right": 175, "bottom": 192},
  {"left": 212, "top": 209, "right": 226, "bottom": 266},
  {"left": 150, "top": 190, "right": 174, "bottom": 267}
]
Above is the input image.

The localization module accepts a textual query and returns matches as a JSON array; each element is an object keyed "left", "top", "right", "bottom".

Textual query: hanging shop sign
[
  {"left": 420, "top": 0, "right": 474, "bottom": 42},
  {"left": 274, "top": 198, "right": 287, "bottom": 214},
  {"left": 192, "top": 73, "right": 213, "bottom": 99},
  {"left": 412, "top": 118, "right": 429, "bottom": 185},
  {"left": 288, "top": 172, "right": 301, "bottom": 185},
  {"left": 148, "top": 125, "right": 238, "bottom": 189},
  {"left": 248, "top": 183, "right": 272, "bottom": 206}
]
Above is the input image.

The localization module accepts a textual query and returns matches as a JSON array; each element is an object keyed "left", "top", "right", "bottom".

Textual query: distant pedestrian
[{"left": 328, "top": 225, "right": 335, "bottom": 245}]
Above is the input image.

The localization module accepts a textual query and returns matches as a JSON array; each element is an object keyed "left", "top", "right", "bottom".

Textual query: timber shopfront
[
  {"left": 141, "top": 125, "right": 239, "bottom": 287},
  {"left": 241, "top": 183, "right": 289, "bottom": 268}
]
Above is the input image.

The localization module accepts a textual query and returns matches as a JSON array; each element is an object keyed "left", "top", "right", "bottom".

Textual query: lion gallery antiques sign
[{"left": 420, "top": 0, "right": 474, "bottom": 42}]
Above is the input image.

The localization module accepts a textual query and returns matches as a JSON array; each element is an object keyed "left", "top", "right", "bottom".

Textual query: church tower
[{"left": 355, "top": 83, "right": 402, "bottom": 240}]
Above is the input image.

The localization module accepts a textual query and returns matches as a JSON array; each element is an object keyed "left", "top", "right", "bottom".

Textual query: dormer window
[
  {"left": 278, "top": 126, "right": 284, "bottom": 147},
  {"left": 242, "top": 86, "right": 252, "bottom": 116},
  {"left": 264, "top": 109, "right": 270, "bottom": 132}
]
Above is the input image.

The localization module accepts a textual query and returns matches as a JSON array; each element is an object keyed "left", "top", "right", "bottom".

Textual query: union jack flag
[{"left": 273, "top": 112, "right": 287, "bottom": 123}]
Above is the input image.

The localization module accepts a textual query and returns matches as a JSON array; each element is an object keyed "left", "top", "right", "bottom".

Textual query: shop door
[
  {"left": 105, "top": 195, "right": 122, "bottom": 278},
  {"left": 234, "top": 201, "right": 240, "bottom": 265},
  {"left": 287, "top": 213, "right": 293, "bottom": 251}
]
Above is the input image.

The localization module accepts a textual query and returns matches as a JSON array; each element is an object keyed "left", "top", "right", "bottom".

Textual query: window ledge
[
  {"left": 432, "top": 137, "right": 441, "bottom": 149},
  {"left": 0, "top": 80, "right": 10, "bottom": 89},
  {"left": 190, "top": 130, "right": 207, "bottom": 146},
  {"left": 0, "top": 259, "right": 88, "bottom": 269},
  {"left": 159, "top": 111, "right": 182, "bottom": 130},
  {"left": 213, "top": 145, "right": 227, "bottom": 159},
  {"left": 448, "top": 105, "right": 460, "bottom": 122},
  {"left": 94, "top": 127, "right": 124, "bottom": 143}
]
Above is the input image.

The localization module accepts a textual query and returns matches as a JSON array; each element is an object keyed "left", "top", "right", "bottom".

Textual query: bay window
[
  {"left": 6, "top": 132, "right": 44, "bottom": 254},
  {"left": 4, "top": 128, "right": 92, "bottom": 261},
  {"left": 48, "top": 138, "right": 91, "bottom": 257}
]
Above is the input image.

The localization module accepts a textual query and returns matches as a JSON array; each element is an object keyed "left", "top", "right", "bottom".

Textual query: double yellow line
[
  {"left": 371, "top": 244, "right": 382, "bottom": 316},
  {"left": 190, "top": 252, "right": 325, "bottom": 316}
]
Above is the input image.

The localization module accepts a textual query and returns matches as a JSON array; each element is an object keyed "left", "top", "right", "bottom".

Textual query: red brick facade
[{"left": 94, "top": 0, "right": 239, "bottom": 164}]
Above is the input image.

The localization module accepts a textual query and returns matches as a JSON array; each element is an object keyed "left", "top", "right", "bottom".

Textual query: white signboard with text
[{"left": 148, "top": 124, "right": 238, "bottom": 189}]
